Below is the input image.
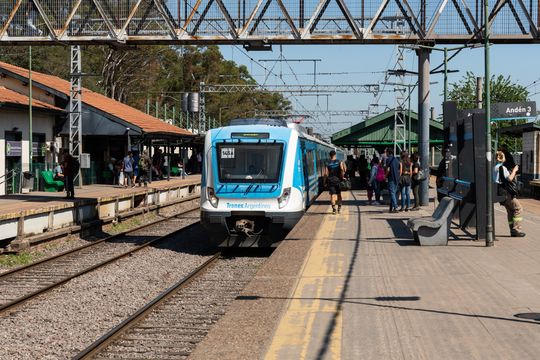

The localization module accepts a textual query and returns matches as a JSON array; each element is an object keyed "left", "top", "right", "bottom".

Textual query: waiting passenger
[
  {"left": 368, "top": 157, "right": 381, "bottom": 205},
  {"left": 62, "top": 153, "right": 78, "bottom": 199},
  {"left": 53, "top": 163, "right": 64, "bottom": 181},
  {"left": 411, "top": 152, "right": 421, "bottom": 211},
  {"left": 385, "top": 149, "right": 400, "bottom": 213},
  {"left": 346, "top": 155, "right": 356, "bottom": 178},
  {"left": 138, "top": 151, "right": 152, "bottom": 187},
  {"left": 494, "top": 151, "right": 525, "bottom": 237},
  {"left": 399, "top": 151, "right": 412, "bottom": 211},
  {"left": 324, "top": 150, "right": 346, "bottom": 215},
  {"left": 123, "top": 151, "right": 134, "bottom": 188}
]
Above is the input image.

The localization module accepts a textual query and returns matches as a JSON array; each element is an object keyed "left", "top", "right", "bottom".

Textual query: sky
[{"left": 218, "top": 44, "right": 540, "bottom": 137}]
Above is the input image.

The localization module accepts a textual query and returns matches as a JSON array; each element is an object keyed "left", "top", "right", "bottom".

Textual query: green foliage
[
  {"left": 0, "top": 45, "right": 289, "bottom": 127},
  {"left": 0, "top": 251, "right": 43, "bottom": 268},
  {"left": 448, "top": 71, "right": 529, "bottom": 151}
]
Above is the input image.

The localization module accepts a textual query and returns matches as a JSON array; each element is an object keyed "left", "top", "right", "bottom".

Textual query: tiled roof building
[{"left": 0, "top": 61, "right": 193, "bottom": 138}]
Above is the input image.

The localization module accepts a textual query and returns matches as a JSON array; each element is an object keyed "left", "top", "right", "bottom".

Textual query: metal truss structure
[
  {"left": 2, "top": 1, "right": 539, "bottom": 44},
  {"left": 392, "top": 43, "right": 407, "bottom": 154},
  {"left": 254, "top": 109, "right": 370, "bottom": 117},
  {"left": 69, "top": 45, "right": 83, "bottom": 186},
  {"left": 200, "top": 82, "right": 378, "bottom": 134},
  {"left": 200, "top": 83, "right": 380, "bottom": 94}
]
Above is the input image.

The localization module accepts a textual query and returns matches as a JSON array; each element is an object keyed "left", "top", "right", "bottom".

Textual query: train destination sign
[{"left": 491, "top": 101, "right": 537, "bottom": 121}]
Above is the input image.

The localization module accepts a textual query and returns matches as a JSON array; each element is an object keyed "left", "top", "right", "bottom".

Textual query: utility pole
[
  {"left": 476, "top": 77, "right": 483, "bottom": 109},
  {"left": 443, "top": 47, "right": 448, "bottom": 103},
  {"left": 199, "top": 82, "right": 206, "bottom": 134},
  {"left": 418, "top": 48, "right": 431, "bottom": 206},
  {"left": 484, "top": 0, "right": 495, "bottom": 247},
  {"left": 28, "top": 46, "right": 33, "bottom": 174}
]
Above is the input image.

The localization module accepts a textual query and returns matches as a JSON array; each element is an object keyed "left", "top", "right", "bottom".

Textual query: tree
[
  {"left": 0, "top": 45, "right": 290, "bottom": 127},
  {"left": 448, "top": 71, "right": 529, "bottom": 151}
]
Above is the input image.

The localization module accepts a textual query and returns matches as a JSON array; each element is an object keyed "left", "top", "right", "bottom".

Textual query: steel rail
[
  {"left": 0, "top": 193, "right": 200, "bottom": 279},
  {"left": 73, "top": 253, "right": 221, "bottom": 360},
  {"left": 0, "top": 201, "right": 201, "bottom": 314}
]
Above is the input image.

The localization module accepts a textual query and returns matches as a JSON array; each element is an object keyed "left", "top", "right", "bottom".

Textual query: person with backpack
[
  {"left": 324, "top": 150, "right": 346, "bottom": 215},
  {"left": 138, "top": 150, "right": 152, "bottom": 187},
  {"left": 368, "top": 157, "right": 383, "bottom": 205},
  {"left": 494, "top": 151, "right": 525, "bottom": 237}
]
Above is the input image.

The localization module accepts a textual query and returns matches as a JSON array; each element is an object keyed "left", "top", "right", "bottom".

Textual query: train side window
[{"left": 306, "top": 150, "right": 315, "bottom": 176}]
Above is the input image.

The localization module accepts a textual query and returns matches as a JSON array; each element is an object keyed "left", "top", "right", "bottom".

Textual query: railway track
[
  {"left": 0, "top": 200, "right": 200, "bottom": 314},
  {"left": 74, "top": 253, "right": 266, "bottom": 359}
]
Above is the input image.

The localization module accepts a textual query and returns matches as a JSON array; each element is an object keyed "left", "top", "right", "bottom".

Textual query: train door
[{"left": 300, "top": 141, "right": 310, "bottom": 206}]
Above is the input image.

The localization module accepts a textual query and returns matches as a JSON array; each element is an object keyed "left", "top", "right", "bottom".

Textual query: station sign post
[{"left": 491, "top": 101, "right": 537, "bottom": 121}]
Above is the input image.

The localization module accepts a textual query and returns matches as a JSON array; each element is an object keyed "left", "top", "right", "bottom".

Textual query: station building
[
  {"left": 0, "top": 61, "right": 194, "bottom": 195},
  {"left": 331, "top": 110, "right": 445, "bottom": 164}
]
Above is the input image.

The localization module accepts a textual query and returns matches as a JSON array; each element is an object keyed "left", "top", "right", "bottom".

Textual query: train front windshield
[{"left": 217, "top": 143, "right": 283, "bottom": 183}]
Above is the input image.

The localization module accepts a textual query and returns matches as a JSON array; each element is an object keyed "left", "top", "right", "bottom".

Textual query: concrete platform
[
  {"left": 190, "top": 191, "right": 540, "bottom": 360},
  {"left": 0, "top": 176, "right": 200, "bottom": 250}
]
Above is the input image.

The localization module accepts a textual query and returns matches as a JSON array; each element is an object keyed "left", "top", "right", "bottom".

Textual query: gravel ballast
[
  {"left": 90, "top": 256, "right": 266, "bottom": 359},
  {"left": 0, "top": 198, "right": 199, "bottom": 274},
  {"left": 0, "top": 221, "right": 214, "bottom": 359}
]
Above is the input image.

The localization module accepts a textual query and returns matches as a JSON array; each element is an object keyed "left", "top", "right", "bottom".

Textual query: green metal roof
[{"left": 331, "top": 110, "right": 444, "bottom": 147}]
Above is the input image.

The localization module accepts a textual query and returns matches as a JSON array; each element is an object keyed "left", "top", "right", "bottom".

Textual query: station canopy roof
[
  {"left": 0, "top": 62, "right": 193, "bottom": 139},
  {"left": 497, "top": 122, "right": 540, "bottom": 136},
  {"left": 0, "top": 86, "right": 63, "bottom": 112},
  {"left": 331, "top": 110, "right": 444, "bottom": 149}
]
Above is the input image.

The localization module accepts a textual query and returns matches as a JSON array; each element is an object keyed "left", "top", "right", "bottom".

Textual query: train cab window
[{"left": 216, "top": 143, "right": 283, "bottom": 183}]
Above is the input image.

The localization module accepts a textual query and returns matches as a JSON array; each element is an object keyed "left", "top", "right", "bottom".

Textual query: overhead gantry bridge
[{"left": 0, "top": 0, "right": 539, "bottom": 45}]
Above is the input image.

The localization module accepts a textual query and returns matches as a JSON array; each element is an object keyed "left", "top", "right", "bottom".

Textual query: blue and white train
[{"left": 200, "top": 118, "right": 344, "bottom": 246}]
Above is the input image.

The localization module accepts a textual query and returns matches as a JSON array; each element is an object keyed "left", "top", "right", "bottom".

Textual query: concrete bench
[{"left": 407, "top": 197, "right": 455, "bottom": 246}]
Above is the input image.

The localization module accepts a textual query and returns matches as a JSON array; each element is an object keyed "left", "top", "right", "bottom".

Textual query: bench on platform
[
  {"left": 41, "top": 171, "right": 64, "bottom": 192},
  {"left": 407, "top": 197, "right": 455, "bottom": 246}
]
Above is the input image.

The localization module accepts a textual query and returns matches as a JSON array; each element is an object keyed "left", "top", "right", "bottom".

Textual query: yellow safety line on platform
[{"left": 264, "top": 192, "right": 351, "bottom": 360}]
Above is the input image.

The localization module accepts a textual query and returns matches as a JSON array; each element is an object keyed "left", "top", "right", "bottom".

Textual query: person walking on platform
[
  {"left": 385, "top": 149, "right": 400, "bottom": 213},
  {"left": 411, "top": 152, "right": 421, "bottom": 211},
  {"left": 494, "top": 151, "right": 525, "bottom": 237},
  {"left": 324, "top": 150, "right": 346, "bottom": 215},
  {"left": 399, "top": 152, "right": 412, "bottom": 211}
]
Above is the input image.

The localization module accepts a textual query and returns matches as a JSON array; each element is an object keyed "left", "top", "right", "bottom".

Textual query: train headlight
[
  {"left": 207, "top": 187, "right": 219, "bottom": 208},
  {"left": 278, "top": 187, "right": 291, "bottom": 209}
]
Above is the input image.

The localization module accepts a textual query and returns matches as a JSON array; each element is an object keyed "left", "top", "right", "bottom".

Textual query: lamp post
[{"left": 485, "top": 0, "right": 494, "bottom": 247}]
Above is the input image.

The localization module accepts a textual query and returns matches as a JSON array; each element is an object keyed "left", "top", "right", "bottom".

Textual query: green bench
[{"left": 41, "top": 170, "right": 64, "bottom": 192}]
